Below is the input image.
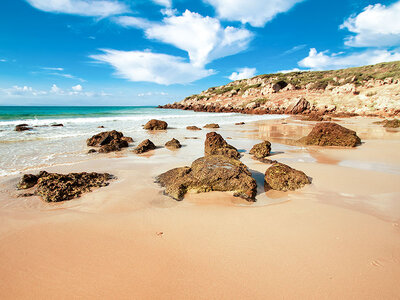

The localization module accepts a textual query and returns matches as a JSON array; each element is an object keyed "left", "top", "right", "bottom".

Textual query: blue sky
[{"left": 0, "top": 0, "right": 399, "bottom": 105}]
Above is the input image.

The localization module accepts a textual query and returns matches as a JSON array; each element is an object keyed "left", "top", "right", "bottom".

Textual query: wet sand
[{"left": 0, "top": 117, "right": 400, "bottom": 299}]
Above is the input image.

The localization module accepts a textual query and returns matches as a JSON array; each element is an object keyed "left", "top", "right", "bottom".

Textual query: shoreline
[{"left": 1, "top": 115, "right": 400, "bottom": 298}]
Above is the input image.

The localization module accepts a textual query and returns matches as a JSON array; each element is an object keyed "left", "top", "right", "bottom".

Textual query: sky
[{"left": 0, "top": 0, "right": 400, "bottom": 106}]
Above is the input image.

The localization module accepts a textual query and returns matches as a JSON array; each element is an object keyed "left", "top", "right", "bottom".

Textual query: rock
[
  {"left": 204, "top": 132, "right": 240, "bottom": 159},
  {"left": 165, "top": 138, "right": 181, "bottom": 149},
  {"left": 18, "top": 173, "right": 41, "bottom": 189},
  {"left": 204, "top": 123, "right": 220, "bottom": 129},
  {"left": 133, "top": 139, "right": 156, "bottom": 154},
  {"left": 235, "top": 122, "right": 245, "bottom": 125},
  {"left": 285, "top": 98, "right": 310, "bottom": 114},
  {"left": 156, "top": 155, "right": 257, "bottom": 201},
  {"left": 383, "top": 119, "right": 400, "bottom": 128},
  {"left": 88, "top": 149, "right": 97, "bottom": 154},
  {"left": 87, "top": 130, "right": 132, "bottom": 152},
  {"left": 98, "top": 126, "right": 105, "bottom": 128},
  {"left": 186, "top": 126, "right": 202, "bottom": 131},
  {"left": 51, "top": 123, "right": 63, "bottom": 127},
  {"left": 264, "top": 163, "right": 311, "bottom": 191},
  {"left": 143, "top": 119, "right": 168, "bottom": 130},
  {"left": 299, "top": 122, "right": 361, "bottom": 147},
  {"left": 249, "top": 141, "right": 271, "bottom": 159},
  {"left": 15, "top": 124, "right": 32, "bottom": 131},
  {"left": 35, "top": 172, "right": 113, "bottom": 202}
]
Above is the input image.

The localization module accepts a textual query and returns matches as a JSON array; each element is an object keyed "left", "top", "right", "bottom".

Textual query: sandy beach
[{"left": 0, "top": 116, "right": 400, "bottom": 299}]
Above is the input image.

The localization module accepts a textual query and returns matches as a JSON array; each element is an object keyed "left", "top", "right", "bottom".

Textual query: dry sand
[{"left": 0, "top": 117, "right": 399, "bottom": 299}]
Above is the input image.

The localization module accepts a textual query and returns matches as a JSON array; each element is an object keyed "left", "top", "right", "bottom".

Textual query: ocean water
[{"left": 0, "top": 106, "right": 285, "bottom": 176}]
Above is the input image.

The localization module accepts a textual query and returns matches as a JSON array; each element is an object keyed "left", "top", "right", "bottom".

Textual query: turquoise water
[{"left": 0, "top": 106, "right": 285, "bottom": 176}]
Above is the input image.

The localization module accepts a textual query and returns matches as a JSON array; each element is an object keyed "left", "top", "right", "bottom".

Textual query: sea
[{"left": 0, "top": 106, "right": 285, "bottom": 176}]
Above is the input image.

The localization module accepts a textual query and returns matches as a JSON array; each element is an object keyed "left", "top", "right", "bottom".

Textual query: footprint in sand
[{"left": 371, "top": 259, "right": 383, "bottom": 267}]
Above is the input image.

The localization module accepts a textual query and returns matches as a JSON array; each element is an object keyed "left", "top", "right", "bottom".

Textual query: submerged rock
[
  {"left": 298, "top": 122, "right": 361, "bottom": 147},
  {"left": 264, "top": 163, "right": 311, "bottom": 191},
  {"left": 235, "top": 122, "right": 245, "bottom": 125},
  {"left": 133, "top": 139, "right": 156, "bottom": 154},
  {"left": 186, "top": 126, "right": 202, "bottom": 131},
  {"left": 156, "top": 155, "right": 257, "bottom": 201},
  {"left": 15, "top": 124, "right": 32, "bottom": 132},
  {"left": 87, "top": 130, "right": 132, "bottom": 153},
  {"left": 165, "top": 138, "right": 181, "bottom": 149},
  {"left": 143, "top": 119, "right": 168, "bottom": 130},
  {"left": 51, "top": 123, "right": 63, "bottom": 127},
  {"left": 204, "top": 123, "right": 220, "bottom": 129},
  {"left": 204, "top": 132, "right": 240, "bottom": 159},
  {"left": 249, "top": 141, "right": 271, "bottom": 159},
  {"left": 18, "top": 171, "right": 113, "bottom": 202},
  {"left": 383, "top": 119, "right": 400, "bottom": 128}
]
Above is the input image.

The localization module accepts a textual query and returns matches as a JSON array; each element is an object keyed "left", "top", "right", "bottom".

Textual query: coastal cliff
[{"left": 160, "top": 61, "right": 400, "bottom": 117}]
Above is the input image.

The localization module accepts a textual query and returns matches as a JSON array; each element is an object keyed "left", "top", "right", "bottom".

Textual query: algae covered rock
[
  {"left": 204, "top": 132, "right": 240, "bottom": 159},
  {"left": 165, "top": 138, "right": 181, "bottom": 149},
  {"left": 264, "top": 163, "right": 311, "bottom": 191},
  {"left": 18, "top": 171, "right": 113, "bottom": 202},
  {"left": 133, "top": 139, "right": 156, "bottom": 154},
  {"left": 250, "top": 141, "right": 271, "bottom": 159},
  {"left": 299, "top": 122, "right": 361, "bottom": 147},
  {"left": 156, "top": 155, "right": 257, "bottom": 201},
  {"left": 143, "top": 119, "right": 168, "bottom": 130}
]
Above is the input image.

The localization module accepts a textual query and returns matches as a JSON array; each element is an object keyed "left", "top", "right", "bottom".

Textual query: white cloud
[
  {"left": 0, "top": 85, "right": 47, "bottom": 96},
  {"left": 72, "top": 84, "right": 83, "bottom": 92},
  {"left": 299, "top": 48, "right": 400, "bottom": 70},
  {"left": 25, "top": 0, "right": 128, "bottom": 17},
  {"left": 50, "top": 84, "right": 62, "bottom": 94},
  {"left": 0, "top": 59, "right": 7, "bottom": 62},
  {"left": 204, "top": 0, "right": 304, "bottom": 27},
  {"left": 277, "top": 68, "right": 303, "bottom": 73},
  {"left": 90, "top": 49, "right": 214, "bottom": 85},
  {"left": 228, "top": 67, "right": 256, "bottom": 80},
  {"left": 42, "top": 67, "right": 64, "bottom": 71},
  {"left": 341, "top": 1, "right": 400, "bottom": 47},
  {"left": 114, "top": 10, "right": 253, "bottom": 67},
  {"left": 152, "top": 0, "right": 171, "bottom": 8},
  {"left": 138, "top": 91, "right": 168, "bottom": 97}
]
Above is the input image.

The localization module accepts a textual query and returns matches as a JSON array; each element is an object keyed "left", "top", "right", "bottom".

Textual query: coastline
[{"left": 0, "top": 115, "right": 400, "bottom": 298}]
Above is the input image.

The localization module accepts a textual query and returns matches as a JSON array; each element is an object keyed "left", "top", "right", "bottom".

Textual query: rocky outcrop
[
  {"left": 249, "top": 141, "right": 271, "bottom": 159},
  {"left": 15, "top": 124, "right": 32, "bottom": 131},
  {"left": 264, "top": 163, "right": 311, "bottom": 191},
  {"left": 165, "top": 138, "right": 181, "bottom": 149},
  {"left": 186, "top": 126, "right": 202, "bottom": 130},
  {"left": 285, "top": 98, "right": 310, "bottom": 114},
  {"left": 204, "top": 123, "right": 220, "bottom": 129},
  {"left": 87, "top": 130, "right": 132, "bottom": 153},
  {"left": 156, "top": 155, "right": 257, "bottom": 201},
  {"left": 299, "top": 122, "right": 361, "bottom": 147},
  {"left": 204, "top": 132, "right": 240, "bottom": 159},
  {"left": 133, "top": 139, "right": 156, "bottom": 154},
  {"left": 143, "top": 119, "right": 168, "bottom": 130},
  {"left": 17, "top": 171, "right": 113, "bottom": 202}
]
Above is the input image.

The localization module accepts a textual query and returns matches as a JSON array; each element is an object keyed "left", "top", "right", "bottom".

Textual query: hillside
[{"left": 160, "top": 61, "right": 400, "bottom": 117}]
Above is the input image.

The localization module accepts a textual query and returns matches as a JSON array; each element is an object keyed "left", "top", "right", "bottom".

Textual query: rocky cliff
[{"left": 160, "top": 61, "right": 400, "bottom": 117}]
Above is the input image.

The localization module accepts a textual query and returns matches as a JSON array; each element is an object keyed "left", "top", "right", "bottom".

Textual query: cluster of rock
[
  {"left": 17, "top": 171, "right": 113, "bottom": 202},
  {"left": 87, "top": 130, "right": 133, "bottom": 153}
]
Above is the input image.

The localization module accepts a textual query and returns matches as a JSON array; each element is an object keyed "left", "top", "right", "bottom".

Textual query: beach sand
[{"left": 0, "top": 117, "right": 399, "bottom": 299}]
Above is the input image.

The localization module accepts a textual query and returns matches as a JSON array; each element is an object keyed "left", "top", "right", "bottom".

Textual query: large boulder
[
  {"left": 204, "top": 132, "right": 240, "bottom": 159},
  {"left": 299, "top": 122, "right": 361, "bottom": 147},
  {"left": 165, "top": 138, "right": 181, "bottom": 149},
  {"left": 249, "top": 141, "right": 271, "bottom": 159},
  {"left": 86, "top": 130, "right": 132, "bottom": 153},
  {"left": 264, "top": 163, "right": 311, "bottom": 191},
  {"left": 156, "top": 155, "right": 257, "bottom": 201},
  {"left": 204, "top": 123, "right": 220, "bottom": 129},
  {"left": 133, "top": 139, "right": 156, "bottom": 154},
  {"left": 143, "top": 119, "right": 168, "bottom": 130},
  {"left": 18, "top": 171, "right": 113, "bottom": 202}
]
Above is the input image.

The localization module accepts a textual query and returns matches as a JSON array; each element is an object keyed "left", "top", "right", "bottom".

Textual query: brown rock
[
  {"left": 15, "top": 124, "right": 32, "bottom": 131},
  {"left": 285, "top": 98, "right": 310, "bottom": 114},
  {"left": 383, "top": 119, "right": 400, "bottom": 128},
  {"left": 249, "top": 141, "right": 271, "bottom": 159},
  {"left": 204, "top": 123, "right": 220, "bottom": 129},
  {"left": 51, "top": 123, "right": 63, "bottom": 127},
  {"left": 204, "top": 132, "right": 240, "bottom": 159},
  {"left": 264, "top": 163, "right": 311, "bottom": 191},
  {"left": 87, "top": 130, "right": 132, "bottom": 152},
  {"left": 186, "top": 126, "right": 202, "bottom": 131},
  {"left": 143, "top": 119, "right": 168, "bottom": 130},
  {"left": 133, "top": 139, "right": 156, "bottom": 154},
  {"left": 299, "top": 122, "right": 361, "bottom": 147},
  {"left": 156, "top": 155, "right": 257, "bottom": 201},
  {"left": 88, "top": 149, "right": 97, "bottom": 154},
  {"left": 235, "top": 122, "right": 245, "bottom": 125},
  {"left": 165, "top": 138, "right": 181, "bottom": 149}
]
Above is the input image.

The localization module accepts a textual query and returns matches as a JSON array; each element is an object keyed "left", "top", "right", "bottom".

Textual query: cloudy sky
[{"left": 0, "top": 0, "right": 400, "bottom": 105}]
